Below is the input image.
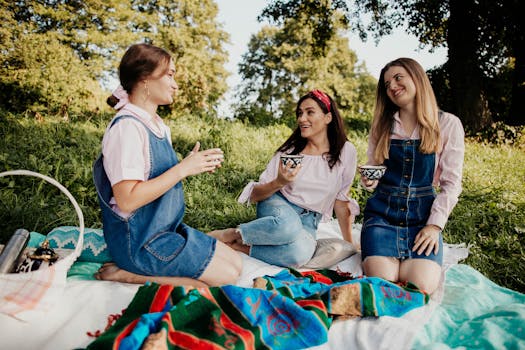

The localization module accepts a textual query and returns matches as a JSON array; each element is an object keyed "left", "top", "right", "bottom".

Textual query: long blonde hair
[{"left": 370, "top": 58, "right": 441, "bottom": 163}]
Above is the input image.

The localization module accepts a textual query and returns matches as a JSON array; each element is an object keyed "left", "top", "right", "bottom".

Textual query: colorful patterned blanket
[{"left": 87, "top": 269, "right": 429, "bottom": 350}]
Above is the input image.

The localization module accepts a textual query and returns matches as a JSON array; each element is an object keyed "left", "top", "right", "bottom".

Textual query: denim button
[{"left": 400, "top": 207, "right": 406, "bottom": 211}]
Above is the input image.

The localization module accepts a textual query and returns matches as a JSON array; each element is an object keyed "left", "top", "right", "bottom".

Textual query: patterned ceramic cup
[
  {"left": 280, "top": 154, "right": 304, "bottom": 168},
  {"left": 358, "top": 165, "right": 387, "bottom": 180}
]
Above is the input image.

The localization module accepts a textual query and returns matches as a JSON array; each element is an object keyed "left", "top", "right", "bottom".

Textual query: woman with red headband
[{"left": 210, "top": 90, "right": 359, "bottom": 267}]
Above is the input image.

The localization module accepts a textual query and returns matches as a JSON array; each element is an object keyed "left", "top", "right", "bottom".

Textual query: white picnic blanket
[{"left": 0, "top": 221, "right": 469, "bottom": 350}]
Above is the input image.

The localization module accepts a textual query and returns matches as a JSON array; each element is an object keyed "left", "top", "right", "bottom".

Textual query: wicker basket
[{"left": 0, "top": 170, "right": 84, "bottom": 320}]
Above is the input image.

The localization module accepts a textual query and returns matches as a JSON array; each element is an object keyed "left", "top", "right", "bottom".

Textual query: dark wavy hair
[
  {"left": 107, "top": 43, "right": 171, "bottom": 107},
  {"left": 277, "top": 91, "right": 348, "bottom": 169}
]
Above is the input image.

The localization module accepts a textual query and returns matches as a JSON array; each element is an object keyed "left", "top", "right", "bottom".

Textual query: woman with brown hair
[
  {"left": 93, "top": 43, "right": 242, "bottom": 287},
  {"left": 210, "top": 90, "right": 359, "bottom": 268}
]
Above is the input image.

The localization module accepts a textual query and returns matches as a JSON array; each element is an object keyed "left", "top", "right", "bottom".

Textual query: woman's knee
[
  {"left": 219, "top": 262, "right": 242, "bottom": 285},
  {"left": 362, "top": 256, "right": 400, "bottom": 282},
  {"left": 254, "top": 210, "right": 302, "bottom": 242},
  {"left": 257, "top": 196, "right": 305, "bottom": 240},
  {"left": 409, "top": 275, "right": 440, "bottom": 294},
  {"left": 221, "top": 248, "right": 243, "bottom": 284},
  {"left": 283, "top": 237, "right": 316, "bottom": 267},
  {"left": 278, "top": 216, "right": 304, "bottom": 241},
  {"left": 200, "top": 242, "right": 243, "bottom": 286},
  {"left": 400, "top": 259, "right": 442, "bottom": 293}
]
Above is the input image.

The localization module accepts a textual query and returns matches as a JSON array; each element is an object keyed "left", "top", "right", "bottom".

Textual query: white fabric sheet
[{"left": 0, "top": 221, "right": 469, "bottom": 350}]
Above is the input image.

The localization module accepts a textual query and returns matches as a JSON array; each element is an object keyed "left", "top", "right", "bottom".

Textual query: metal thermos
[{"left": 0, "top": 229, "right": 30, "bottom": 274}]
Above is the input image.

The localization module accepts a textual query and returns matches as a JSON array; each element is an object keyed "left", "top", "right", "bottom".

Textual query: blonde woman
[{"left": 360, "top": 58, "right": 464, "bottom": 294}]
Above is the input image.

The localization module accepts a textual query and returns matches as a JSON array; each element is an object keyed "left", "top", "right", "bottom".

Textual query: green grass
[
  {"left": 1, "top": 112, "right": 524, "bottom": 293},
  {"left": 445, "top": 143, "right": 525, "bottom": 291}
]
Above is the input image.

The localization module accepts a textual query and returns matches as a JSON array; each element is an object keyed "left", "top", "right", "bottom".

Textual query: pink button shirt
[
  {"left": 101, "top": 103, "right": 171, "bottom": 217},
  {"left": 238, "top": 141, "right": 360, "bottom": 222},
  {"left": 366, "top": 111, "right": 465, "bottom": 229}
]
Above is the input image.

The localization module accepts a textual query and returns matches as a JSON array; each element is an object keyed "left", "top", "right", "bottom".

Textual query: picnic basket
[{"left": 0, "top": 170, "right": 84, "bottom": 320}]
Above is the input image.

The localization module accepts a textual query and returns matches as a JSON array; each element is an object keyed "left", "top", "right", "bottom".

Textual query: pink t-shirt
[
  {"left": 366, "top": 111, "right": 465, "bottom": 229},
  {"left": 101, "top": 103, "right": 171, "bottom": 217},
  {"left": 238, "top": 141, "right": 360, "bottom": 222}
]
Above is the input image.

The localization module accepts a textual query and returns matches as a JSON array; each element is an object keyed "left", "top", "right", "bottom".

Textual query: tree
[
  {"left": 0, "top": 0, "right": 229, "bottom": 118},
  {"left": 261, "top": 0, "right": 524, "bottom": 131},
  {"left": 491, "top": 0, "right": 525, "bottom": 126},
  {"left": 348, "top": 0, "right": 524, "bottom": 131},
  {"left": 235, "top": 0, "right": 376, "bottom": 126},
  {"left": 0, "top": 0, "right": 119, "bottom": 115},
  {"left": 150, "top": 1, "right": 230, "bottom": 116},
  {"left": 447, "top": 0, "right": 490, "bottom": 131},
  {"left": 259, "top": 0, "right": 351, "bottom": 55}
]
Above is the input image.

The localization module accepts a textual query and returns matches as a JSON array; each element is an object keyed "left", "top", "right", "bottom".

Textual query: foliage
[
  {"left": 428, "top": 60, "right": 516, "bottom": 135},
  {"left": 234, "top": 0, "right": 376, "bottom": 126},
  {"left": 150, "top": 0, "right": 230, "bottom": 116},
  {"left": 0, "top": 0, "right": 229, "bottom": 118},
  {"left": 0, "top": 32, "right": 107, "bottom": 116},
  {"left": 0, "top": 111, "right": 105, "bottom": 232},
  {"left": 265, "top": 0, "right": 523, "bottom": 130},
  {"left": 347, "top": 0, "right": 525, "bottom": 130},
  {"left": 473, "top": 122, "right": 525, "bottom": 148},
  {"left": 1, "top": 111, "right": 524, "bottom": 293},
  {"left": 445, "top": 141, "right": 525, "bottom": 291},
  {"left": 259, "top": 0, "right": 350, "bottom": 55}
]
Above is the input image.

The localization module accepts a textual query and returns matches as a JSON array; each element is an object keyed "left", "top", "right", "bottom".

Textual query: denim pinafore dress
[
  {"left": 361, "top": 138, "right": 443, "bottom": 265},
  {"left": 93, "top": 116, "right": 215, "bottom": 278}
]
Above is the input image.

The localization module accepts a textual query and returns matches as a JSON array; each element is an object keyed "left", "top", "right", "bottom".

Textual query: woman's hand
[
  {"left": 413, "top": 225, "right": 441, "bottom": 256},
  {"left": 360, "top": 175, "right": 378, "bottom": 191},
  {"left": 179, "top": 142, "right": 224, "bottom": 177},
  {"left": 334, "top": 200, "right": 360, "bottom": 249},
  {"left": 248, "top": 162, "right": 301, "bottom": 203},
  {"left": 275, "top": 162, "right": 301, "bottom": 187}
]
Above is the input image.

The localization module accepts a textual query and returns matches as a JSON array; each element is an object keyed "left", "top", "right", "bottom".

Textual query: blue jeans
[{"left": 238, "top": 192, "right": 319, "bottom": 267}]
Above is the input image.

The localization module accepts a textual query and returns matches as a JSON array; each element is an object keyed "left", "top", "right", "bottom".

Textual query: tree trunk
[
  {"left": 508, "top": 14, "right": 525, "bottom": 126},
  {"left": 447, "top": 0, "right": 491, "bottom": 133}
]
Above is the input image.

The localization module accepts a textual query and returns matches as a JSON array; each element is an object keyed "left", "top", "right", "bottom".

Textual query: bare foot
[
  {"left": 94, "top": 262, "right": 145, "bottom": 283},
  {"left": 94, "top": 262, "right": 120, "bottom": 280},
  {"left": 229, "top": 241, "right": 250, "bottom": 255},
  {"left": 94, "top": 262, "right": 207, "bottom": 288},
  {"left": 207, "top": 228, "right": 241, "bottom": 243}
]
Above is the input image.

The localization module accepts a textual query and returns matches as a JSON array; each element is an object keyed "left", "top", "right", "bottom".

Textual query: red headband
[{"left": 310, "top": 89, "right": 331, "bottom": 112}]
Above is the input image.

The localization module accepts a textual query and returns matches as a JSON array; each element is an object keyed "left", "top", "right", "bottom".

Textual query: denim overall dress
[
  {"left": 93, "top": 116, "right": 215, "bottom": 278},
  {"left": 361, "top": 139, "right": 443, "bottom": 265}
]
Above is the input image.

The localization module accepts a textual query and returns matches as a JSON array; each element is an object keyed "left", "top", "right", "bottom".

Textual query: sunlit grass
[
  {"left": 446, "top": 142, "right": 525, "bottom": 290},
  {"left": 1, "top": 112, "right": 524, "bottom": 292}
]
